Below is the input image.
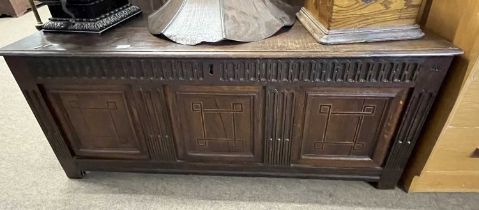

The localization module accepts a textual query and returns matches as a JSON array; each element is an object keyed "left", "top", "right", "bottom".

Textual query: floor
[{"left": 1, "top": 7, "right": 479, "bottom": 210}]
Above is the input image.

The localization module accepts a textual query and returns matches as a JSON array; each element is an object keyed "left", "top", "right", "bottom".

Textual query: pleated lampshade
[{"left": 148, "top": 0, "right": 298, "bottom": 45}]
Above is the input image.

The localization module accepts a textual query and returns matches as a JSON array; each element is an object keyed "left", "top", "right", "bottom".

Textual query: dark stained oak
[
  {"left": 167, "top": 85, "right": 264, "bottom": 163},
  {"left": 0, "top": 15, "right": 460, "bottom": 58},
  {"left": 45, "top": 84, "right": 149, "bottom": 159},
  {"left": 473, "top": 148, "right": 479, "bottom": 158},
  {"left": 292, "top": 87, "right": 408, "bottom": 168},
  {"left": 0, "top": 15, "right": 461, "bottom": 189}
]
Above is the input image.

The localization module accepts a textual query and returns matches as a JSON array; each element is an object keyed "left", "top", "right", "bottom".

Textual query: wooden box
[
  {"left": 297, "top": 0, "right": 425, "bottom": 44},
  {"left": 0, "top": 0, "right": 32, "bottom": 17}
]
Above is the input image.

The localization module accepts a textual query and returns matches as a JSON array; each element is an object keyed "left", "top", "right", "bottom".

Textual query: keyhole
[{"left": 208, "top": 64, "right": 214, "bottom": 76}]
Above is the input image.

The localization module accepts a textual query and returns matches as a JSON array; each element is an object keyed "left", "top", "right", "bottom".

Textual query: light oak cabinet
[{"left": 402, "top": 0, "right": 479, "bottom": 192}]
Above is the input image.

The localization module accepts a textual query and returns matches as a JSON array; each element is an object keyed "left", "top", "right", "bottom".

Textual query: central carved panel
[
  {"left": 170, "top": 86, "right": 263, "bottom": 163},
  {"left": 191, "top": 102, "right": 245, "bottom": 152}
]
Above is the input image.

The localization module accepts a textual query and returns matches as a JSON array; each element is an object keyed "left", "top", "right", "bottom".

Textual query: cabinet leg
[
  {"left": 65, "top": 169, "right": 85, "bottom": 179},
  {"left": 60, "top": 161, "right": 86, "bottom": 179},
  {"left": 374, "top": 181, "right": 396, "bottom": 189},
  {"left": 376, "top": 168, "right": 402, "bottom": 189}
]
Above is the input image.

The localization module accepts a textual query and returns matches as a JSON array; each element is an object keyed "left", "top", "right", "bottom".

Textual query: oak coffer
[{"left": 0, "top": 14, "right": 461, "bottom": 189}]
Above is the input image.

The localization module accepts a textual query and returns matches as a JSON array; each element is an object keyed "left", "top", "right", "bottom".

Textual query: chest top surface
[{"left": 0, "top": 15, "right": 461, "bottom": 58}]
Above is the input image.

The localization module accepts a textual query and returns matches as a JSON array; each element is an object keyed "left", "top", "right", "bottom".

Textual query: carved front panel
[
  {"left": 303, "top": 98, "right": 387, "bottom": 156},
  {"left": 133, "top": 87, "right": 176, "bottom": 161},
  {"left": 28, "top": 57, "right": 423, "bottom": 84},
  {"left": 293, "top": 87, "right": 408, "bottom": 168},
  {"left": 264, "top": 88, "right": 295, "bottom": 166},
  {"left": 46, "top": 85, "right": 148, "bottom": 159},
  {"left": 169, "top": 86, "right": 263, "bottom": 163}
]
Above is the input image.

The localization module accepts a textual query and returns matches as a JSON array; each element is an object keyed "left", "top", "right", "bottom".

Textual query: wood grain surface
[
  {"left": 297, "top": 7, "right": 424, "bottom": 44},
  {"left": 0, "top": 16, "right": 460, "bottom": 58},
  {"left": 0, "top": 13, "right": 461, "bottom": 188},
  {"left": 3, "top": 55, "right": 457, "bottom": 188},
  {"left": 304, "top": 0, "right": 422, "bottom": 29}
]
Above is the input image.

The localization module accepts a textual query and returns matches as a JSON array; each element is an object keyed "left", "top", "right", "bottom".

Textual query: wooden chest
[{"left": 0, "top": 16, "right": 461, "bottom": 189}]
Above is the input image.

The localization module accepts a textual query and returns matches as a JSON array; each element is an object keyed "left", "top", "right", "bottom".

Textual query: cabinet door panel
[
  {"left": 168, "top": 86, "right": 263, "bottom": 163},
  {"left": 45, "top": 85, "right": 149, "bottom": 159},
  {"left": 293, "top": 87, "right": 408, "bottom": 168}
]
